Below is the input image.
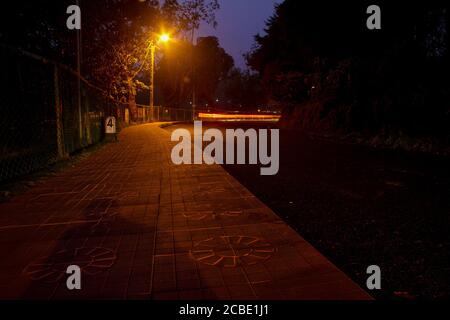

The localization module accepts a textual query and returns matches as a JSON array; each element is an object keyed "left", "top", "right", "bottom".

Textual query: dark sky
[{"left": 198, "top": 0, "right": 280, "bottom": 69}]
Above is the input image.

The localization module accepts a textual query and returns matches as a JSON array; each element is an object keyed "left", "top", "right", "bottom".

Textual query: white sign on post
[{"left": 105, "top": 116, "right": 116, "bottom": 134}]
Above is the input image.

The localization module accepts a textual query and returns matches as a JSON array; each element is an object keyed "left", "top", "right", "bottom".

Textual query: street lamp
[
  {"left": 159, "top": 34, "right": 170, "bottom": 43},
  {"left": 149, "top": 33, "right": 170, "bottom": 121}
]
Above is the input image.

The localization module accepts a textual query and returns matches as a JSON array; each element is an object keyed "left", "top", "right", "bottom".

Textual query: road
[{"left": 165, "top": 121, "right": 450, "bottom": 299}]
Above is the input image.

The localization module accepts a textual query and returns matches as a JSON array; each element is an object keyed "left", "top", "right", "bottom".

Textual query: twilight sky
[{"left": 198, "top": 0, "right": 280, "bottom": 69}]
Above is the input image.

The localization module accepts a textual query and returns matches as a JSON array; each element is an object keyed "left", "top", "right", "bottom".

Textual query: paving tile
[{"left": 0, "top": 123, "right": 371, "bottom": 300}]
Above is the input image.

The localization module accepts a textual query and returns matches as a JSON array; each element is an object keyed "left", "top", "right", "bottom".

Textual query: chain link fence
[
  {"left": 0, "top": 45, "right": 124, "bottom": 183},
  {"left": 0, "top": 44, "right": 199, "bottom": 183},
  {"left": 0, "top": 44, "right": 200, "bottom": 183},
  {"left": 1, "top": 45, "right": 57, "bottom": 182}
]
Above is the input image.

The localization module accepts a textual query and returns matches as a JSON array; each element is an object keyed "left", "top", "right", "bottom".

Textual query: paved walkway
[{"left": 0, "top": 123, "right": 371, "bottom": 300}]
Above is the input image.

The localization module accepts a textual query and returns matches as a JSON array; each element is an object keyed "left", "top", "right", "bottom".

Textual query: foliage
[
  {"left": 157, "top": 36, "right": 233, "bottom": 107},
  {"left": 176, "top": 0, "right": 220, "bottom": 37},
  {"left": 1, "top": 0, "right": 225, "bottom": 120},
  {"left": 217, "top": 68, "right": 267, "bottom": 111},
  {"left": 82, "top": 0, "right": 222, "bottom": 118},
  {"left": 195, "top": 37, "right": 234, "bottom": 105},
  {"left": 248, "top": 0, "right": 450, "bottom": 137},
  {"left": 82, "top": 1, "right": 159, "bottom": 102},
  {"left": 0, "top": 0, "right": 76, "bottom": 66}
]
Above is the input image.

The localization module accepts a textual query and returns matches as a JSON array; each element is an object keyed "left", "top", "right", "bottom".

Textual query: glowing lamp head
[{"left": 159, "top": 34, "right": 170, "bottom": 43}]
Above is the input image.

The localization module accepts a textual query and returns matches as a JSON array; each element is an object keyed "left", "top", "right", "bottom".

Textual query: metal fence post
[{"left": 54, "top": 65, "right": 66, "bottom": 159}]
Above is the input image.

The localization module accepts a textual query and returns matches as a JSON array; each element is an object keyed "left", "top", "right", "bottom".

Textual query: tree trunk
[{"left": 127, "top": 78, "right": 138, "bottom": 122}]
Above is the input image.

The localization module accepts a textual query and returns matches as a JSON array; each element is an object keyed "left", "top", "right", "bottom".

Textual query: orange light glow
[
  {"left": 198, "top": 113, "right": 281, "bottom": 122},
  {"left": 159, "top": 34, "right": 170, "bottom": 43}
]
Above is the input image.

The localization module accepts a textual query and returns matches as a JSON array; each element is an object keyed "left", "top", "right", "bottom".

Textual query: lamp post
[
  {"left": 149, "top": 34, "right": 170, "bottom": 122},
  {"left": 149, "top": 43, "right": 156, "bottom": 122}
]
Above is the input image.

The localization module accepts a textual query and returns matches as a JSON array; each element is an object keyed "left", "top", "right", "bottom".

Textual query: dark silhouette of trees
[
  {"left": 216, "top": 68, "right": 267, "bottom": 111},
  {"left": 81, "top": 0, "right": 161, "bottom": 119},
  {"left": 157, "top": 36, "right": 233, "bottom": 107},
  {"left": 195, "top": 36, "right": 234, "bottom": 106},
  {"left": 248, "top": 1, "right": 450, "bottom": 138},
  {"left": 175, "top": 0, "right": 220, "bottom": 40},
  {"left": 1, "top": 1, "right": 162, "bottom": 110},
  {"left": 0, "top": 0, "right": 77, "bottom": 66},
  {"left": 1, "top": 0, "right": 226, "bottom": 120}
]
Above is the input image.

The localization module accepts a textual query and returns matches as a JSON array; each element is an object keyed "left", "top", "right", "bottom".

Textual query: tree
[
  {"left": 1, "top": 0, "right": 224, "bottom": 121},
  {"left": 176, "top": 0, "right": 220, "bottom": 40},
  {"left": 194, "top": 37, "right": 234, "bottom": 106},
  {"left": 155, "top": 39, "right": 193, "bottom": 107},
  {"left": 157, "top": 36, "right": 234, "bottom": 107},
  {"left": 217, "top": 68, "right": 267, "bottom": 111},
  {"left": 82, "top": 0, "right": 162, "bottom": 120},
  {"left": 81, "top": 0, "right": 222, "bottom": 120},
  {"left": 0, "top": 0, "right": 78, "bottom": 66},
  {"left": 247, "top": 0, "right": 450, "bottom": 135},
  {"left": 157, "top": 0, "right": 221, "bottom": 113}
]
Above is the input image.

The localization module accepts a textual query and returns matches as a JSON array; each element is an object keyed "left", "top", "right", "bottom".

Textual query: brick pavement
[{"left": 0, "top": 123, "right": 371, "bottom": 300}]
